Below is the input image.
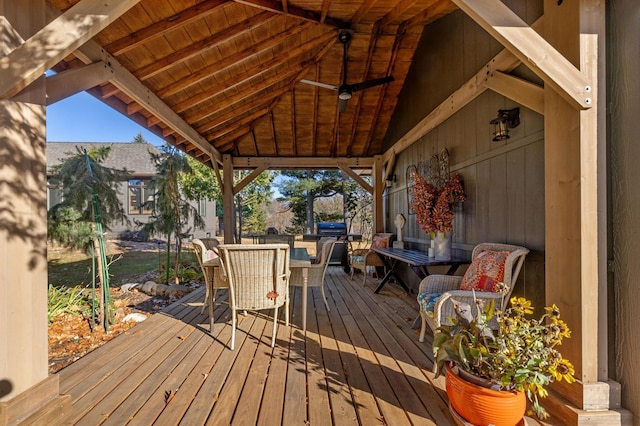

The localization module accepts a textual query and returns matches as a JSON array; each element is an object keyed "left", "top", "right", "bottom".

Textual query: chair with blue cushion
[
  {"left": 417, "top": 242, "right": 529, "bottom": 344},
  {"left": 349, "top": 233, "right": 394, "bottom": 286}
]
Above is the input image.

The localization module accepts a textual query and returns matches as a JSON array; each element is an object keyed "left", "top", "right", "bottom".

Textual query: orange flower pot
[{"left": 445, "top": 363, "right": 526, "bottom": 426}]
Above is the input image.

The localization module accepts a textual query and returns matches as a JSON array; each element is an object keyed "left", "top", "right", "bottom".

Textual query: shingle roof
[{"left": 47, "top": 142, "right": 162, "bottom": 176}]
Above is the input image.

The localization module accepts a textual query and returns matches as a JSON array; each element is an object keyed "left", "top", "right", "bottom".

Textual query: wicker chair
[
  {"left": 290, "top": 238, "right": 338, "bottom": 312},
  {"left": 217, "top": 244, "right": 290, "bottom": 350},
  {"left": 192, "top": 238, "right": 226, "bottom": 316},
  {"left": 349, "top": 233, "right": 394, "bottom": 286},
  {"left": 418, "top": 243, "right": 529, "bottom": 344}
]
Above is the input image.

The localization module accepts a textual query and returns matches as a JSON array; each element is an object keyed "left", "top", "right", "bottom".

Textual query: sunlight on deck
[{"left": 56, "top": 267, "right": 454, "bottom": 425}]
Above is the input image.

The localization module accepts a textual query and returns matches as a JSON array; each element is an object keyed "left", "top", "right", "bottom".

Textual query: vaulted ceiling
[{"left": 48, "top": 0, "right": 458, "bottom": 167}]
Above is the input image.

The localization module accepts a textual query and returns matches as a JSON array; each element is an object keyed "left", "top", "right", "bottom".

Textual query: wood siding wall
[
  {"left": 609, "top": 1, "right": 640, "bottom": 422},
  {"left": 382, "top": 4, "right": 545, "bottom": 311}
]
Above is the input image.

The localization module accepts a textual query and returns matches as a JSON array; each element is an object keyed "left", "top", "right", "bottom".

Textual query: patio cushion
[
  {"left": 460, "top": 250, "right": 509, "bottom": 292},
  {"left": 417, "top": 291, "right": 442, "bottom": 318},
  {"left": 205, "top": 249, "right": 218, "bottom": 261},
  {"left": 351, "top": 255, "right": 365, "bottom": 264},
  {"left": 371, "top": 233, "right": 391, "bottom": 249}
]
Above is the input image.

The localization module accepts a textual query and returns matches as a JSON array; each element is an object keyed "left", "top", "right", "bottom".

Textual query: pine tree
[
  {"left": 47, "top": 146, "right": 129, "bottom": 328},
  {"left": 140, "top": 145, "right": 204, "bottom": 284}
]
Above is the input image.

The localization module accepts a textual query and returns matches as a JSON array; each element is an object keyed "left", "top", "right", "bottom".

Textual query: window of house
[
  {"left": 198, "top": 198, "right": 206, "bottom": 216},
  {"left": 128, "top": 179, "right": 153, "bottom": 215}
]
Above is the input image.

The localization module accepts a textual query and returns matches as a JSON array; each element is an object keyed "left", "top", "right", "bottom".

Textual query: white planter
[{"left": 434, "top": 231, "right": 452, "bottom": 261}]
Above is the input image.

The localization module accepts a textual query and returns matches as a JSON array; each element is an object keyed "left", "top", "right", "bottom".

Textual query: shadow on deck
[{"left": 56, "top": 267, "right": 454, "bottom": 425}]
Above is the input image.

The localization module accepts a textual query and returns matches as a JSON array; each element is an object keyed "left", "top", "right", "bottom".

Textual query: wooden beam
[
  {"left": 104, "top": 0, "right": 229, "bottom": 56},
  {"left": 402, "top": 0, "right": 457, "bottom": 30},
  {"left": 67, "top": 38, "right": 222, "bottom": 164},
  {"left": 0, "top": 0, "right": 140, "bottom": 99},
  {"left": 233, "top": 164, "right": 267, "bottom": 195},
  {"left": 222, "top": 155, "right": 235, "bottom": 243},
  {"left": 134, "top": 11, "right": 273, "bottom": 81},
  {"left": 383, "top": 46, "right": 522, "bottom": 162},
  {"left": 233, "top": 0, "right": 349, "bottom": 29},
  {"left": 172, "top": 29, "right": 335, "bottom": 118},
  {"left": 46, "top": 61, "right": 113, "bottom": 105},
  {"left": 452, "top": 0, "right": 592, "bottom": 110},
  {"left": 337, "top": 164, "right": 373, "bottom": 194},
  {"left": 189, "top": 36, "right": 337, "bottom": 128},
  {"left": 483, "top": 71, "right": 544, "bottom": 115},
  {"left": 156, "top": 21, "right": 310, "bottom": 99},
  {"left": 232, "top": 156, "right": 374, "bottom": 169},
  {"left": 351, "top": 0, "right": 378, "bottom": 25},
  {"left": 378, "top": 0, "right": 419, "bottom": 28}
]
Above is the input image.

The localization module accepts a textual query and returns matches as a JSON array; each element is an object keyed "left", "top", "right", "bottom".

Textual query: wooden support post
[
  {"left": 372, "top": 155, "right": 384, "bottom": 233},
  {"left": 0, "top": 1, "right": 69, "bottom": 424},
  {"left": 222, "top": 154, "right": 235, "bottom": 244},
  {"left": 544, "top": 0, "right": 613, "bottom": 417}
]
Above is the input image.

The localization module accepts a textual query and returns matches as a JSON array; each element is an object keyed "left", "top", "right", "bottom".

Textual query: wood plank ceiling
[{"left": 49, "top": 0, "right": 458, "bottom": 167}]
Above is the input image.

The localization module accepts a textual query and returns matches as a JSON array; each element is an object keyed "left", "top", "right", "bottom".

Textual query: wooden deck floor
[{"left": 56, "top": 267, "right": 455, "bottom": 425}]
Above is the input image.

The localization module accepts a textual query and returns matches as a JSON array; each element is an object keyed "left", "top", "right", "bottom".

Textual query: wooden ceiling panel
[{"left": 48, "top": 0, "right": 458, "bottom": 166}]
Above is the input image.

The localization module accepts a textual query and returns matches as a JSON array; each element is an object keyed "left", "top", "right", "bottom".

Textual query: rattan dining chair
[
  {"left": 290, "top": 238, "right": 337, "bottom": 312},
  {"left": 217, "top": 244, "right": 290, "bottom": 350},
  {"left": 192, "top": 238, "right": 226, "bottom": 318}
]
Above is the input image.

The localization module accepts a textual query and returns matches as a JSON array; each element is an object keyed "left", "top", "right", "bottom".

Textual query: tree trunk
[{"left": 91, "top": 222, "right": 104, "bottom": 328}]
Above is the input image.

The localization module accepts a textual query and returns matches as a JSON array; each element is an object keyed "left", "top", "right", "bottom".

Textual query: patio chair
[
  {"left": 192, "top": 238, "right": 226, "bottom": 316},
  {"left": 349, "top": 233, "right": 394, "bottom": 286},
  {"left": 418, "top": 243, "right": 529, "bottom": 344},
  {"left": 290, "top": 238, "right": 338, "bottom": 312},
  {"left": 258, "top": 233, "right": 295, "bottom": 249},
  {"left": 217, "top": 244, "right": 290, "bottom": 350}
]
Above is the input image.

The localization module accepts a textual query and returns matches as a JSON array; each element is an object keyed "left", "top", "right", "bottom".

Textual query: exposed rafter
[
  {"left": 134, "top": 11, "right": 274, "bottom": 81},
  {"left": 104, "top": 0, "right": 230, "bottom": 56},
  {"left": 233, "top": 0, "right": 350, "bottom": 29},
  {"left": 46, "top": 61, "right": 113, "bottom": 105},
  {"left": 0, "top": 0, "right": 140, "bottom": 99}
]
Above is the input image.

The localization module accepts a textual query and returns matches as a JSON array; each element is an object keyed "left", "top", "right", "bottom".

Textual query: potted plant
[{"left": 433, "top": 287, "right": 576, "bottom": 425}]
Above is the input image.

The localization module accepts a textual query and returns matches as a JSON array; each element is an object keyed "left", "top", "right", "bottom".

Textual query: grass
[{"left": 48, "top": 244, "right": 200, "bottom": 288}]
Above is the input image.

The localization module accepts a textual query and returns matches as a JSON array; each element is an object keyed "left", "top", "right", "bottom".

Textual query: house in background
[{"left": 46, "top": 142, "right": 218, "bottom": 239}]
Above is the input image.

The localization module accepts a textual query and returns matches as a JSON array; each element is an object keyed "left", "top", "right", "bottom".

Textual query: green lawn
[{"left": 48, "top": 246, "right": 200, "bottom": 288}]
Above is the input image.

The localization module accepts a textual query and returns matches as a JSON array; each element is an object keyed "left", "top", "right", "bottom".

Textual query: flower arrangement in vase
[
  {"left": 410, "top": 170, "right": 465, "bottom": 259},
  {"left": 433, "top": 287, "right": 576, "bottom": 422}
]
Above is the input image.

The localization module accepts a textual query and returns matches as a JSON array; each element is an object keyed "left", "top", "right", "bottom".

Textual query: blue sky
[{"left": 46, "top": 91, "right": 165, "bottom": 146}]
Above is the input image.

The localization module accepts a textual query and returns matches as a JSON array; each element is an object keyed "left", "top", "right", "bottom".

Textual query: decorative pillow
[
  {"left": 460, "top": 250, "right": 510, "bottom": 292},
  {"left": 417, "top": 292, "right": 442, "bottom": 318},
  {"left": 351, "top": 255, "right": 365, "bottom": 264},
  {"left": 371, "top": 234, "right": 391, "bottom": 249},
  {"left": 204, "top": 249, "right": 218, "bottom": 261}
]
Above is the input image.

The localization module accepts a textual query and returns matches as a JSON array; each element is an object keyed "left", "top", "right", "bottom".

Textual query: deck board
[{"left": 56, "top": 268, "right": 455, "bottom": 425}]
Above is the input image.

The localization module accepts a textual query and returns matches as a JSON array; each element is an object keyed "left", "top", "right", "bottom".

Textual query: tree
[
  {"left": 343, "top": 177, "right": 373, "bottom": 239},
  {"left": 132, "top": 132, "right": 148, "bottom": 144},
  {"left": 276, "top": 170, "right": 344, "bottom": 234},
  {"left": 47, "top": 146, "right": 129, "bottom": 328},
  {"left": 235, "top": 170, "right": 276, "bottom": 237},
  {"left": 139, "top": 145, "right": 204, "bottom": 284}
]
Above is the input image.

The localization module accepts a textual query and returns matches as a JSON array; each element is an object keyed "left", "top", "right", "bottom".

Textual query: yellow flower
[
  {"left": 545, "top": 304, "right": 561, "bottom": 318},
  {"left": 510, "top": 297, "right": 534, "bottom": 315}
]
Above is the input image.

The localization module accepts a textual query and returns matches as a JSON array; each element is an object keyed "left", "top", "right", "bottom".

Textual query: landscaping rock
[
  {"left": 142, "top": 281, "right": 156, "bottom": 294},
  {"left": 122, "top": 313, "right": 148, "bottom": 323},
  {"left": 121, "top": 283, "right": 141, "bottom": 291}
]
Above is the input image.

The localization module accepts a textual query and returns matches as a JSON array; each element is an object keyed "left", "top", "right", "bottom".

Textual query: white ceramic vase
[{"left": 434, "top": 231, "right": 452, "bottom": 261}]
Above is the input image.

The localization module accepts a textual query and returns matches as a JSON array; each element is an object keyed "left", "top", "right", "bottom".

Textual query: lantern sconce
[
  {"left": 490, "top": 107, "right": 520, "bottom": 141},
  {"left": 385, "top": 174, "right": 396, "bottom": 189}
]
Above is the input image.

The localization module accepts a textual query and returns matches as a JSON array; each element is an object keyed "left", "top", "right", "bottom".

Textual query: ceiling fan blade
[
  {"left": 338, "top": 98, "right": 348, "bottom": 113},
  {"left": 350, "top": 76, "right": 395, "bottom": 93},
  {"left": 300, "top": 79, "right": 339, "bottom": 91}
]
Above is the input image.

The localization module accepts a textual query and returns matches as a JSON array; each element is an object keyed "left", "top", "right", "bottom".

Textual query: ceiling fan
[{"left": 301, "top": 31, "right": 394, "bottom": 112}]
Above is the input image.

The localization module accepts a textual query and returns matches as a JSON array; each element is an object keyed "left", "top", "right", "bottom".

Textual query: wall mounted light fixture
[
  {"left": 385, "top": 174, "right": 396, "bottom": 188},
  {"left": 490, "top": 107, "right": 520, "bottom": 141}
]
